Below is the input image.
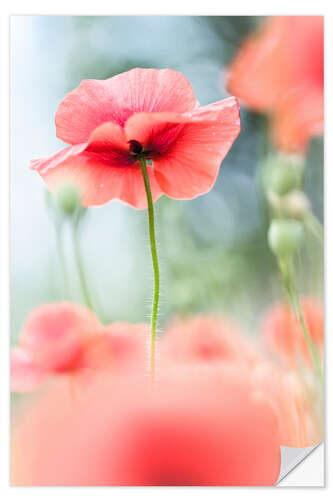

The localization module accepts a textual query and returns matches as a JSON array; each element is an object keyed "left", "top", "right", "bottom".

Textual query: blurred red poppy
[
  {"left": 12, "top": 368, "right": 281, "bottom": 486},
  {"left": 11, "top": 302, "right": 149, "bottom": 392},
  {"left": 161, "top": 315, "right": 260, "bottom": 367},
  {"left": 227, "top": 16, "right": 323, "bottom": 153}
]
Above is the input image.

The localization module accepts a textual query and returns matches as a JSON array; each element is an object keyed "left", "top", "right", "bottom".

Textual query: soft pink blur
[
  {"left": 11, "top": 367, "right": 281, "bottom": 486},
  {"left": 161, "top": 315, "right": 260, "bottom": 367},
  {"left": 251, "top": 362, "right": 322, "bottom": 447},
  {"left": 11, "top": 309, "right": 323, "bottom": 485}
]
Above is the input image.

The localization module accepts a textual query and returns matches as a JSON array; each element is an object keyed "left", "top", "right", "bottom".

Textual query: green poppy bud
[
  {"left": 267, "top": 189, "right": 311, "bottom": 219},
  {"left": 264, "top": 154, "right": 304, "bottom": 196},
  {"left": 281, "top": 190, "right": 311, "bottom": 219},
  {"left": 268, "top": 219, "right": 304, "bottom": 257},
  {"left": 56, "top": 183, "right": 81, "bottom": 216}
]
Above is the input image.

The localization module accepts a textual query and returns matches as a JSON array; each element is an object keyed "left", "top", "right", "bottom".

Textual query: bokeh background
[{"left": 11, "top": 15, "right": 324, "bottom": 344}]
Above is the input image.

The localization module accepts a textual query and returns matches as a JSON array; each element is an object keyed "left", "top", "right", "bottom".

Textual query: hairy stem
[{"left": 139, "top": 157, "right": 160, "bottom": 382}]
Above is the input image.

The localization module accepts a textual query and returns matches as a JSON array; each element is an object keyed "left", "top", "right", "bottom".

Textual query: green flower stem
[
  {"left": 139, "top": 156, "right": 160, "bottom": 383},
  {"left": 72, "top": 216, "right": 94, "bottom": 311},
  {"left": 278, "top": 257, "right": 324, "bottom": 385},
  {"left": 55, "top": 221, "right": 71, "bottom": 300}
]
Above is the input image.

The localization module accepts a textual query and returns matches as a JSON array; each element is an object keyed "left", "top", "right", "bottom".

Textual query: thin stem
[
  {"left": 55, "top": 221, "right": 71, "bottom": 300},
  {"left": 72, "top": 217, "right": 94, "bottom": 311},
  {"left": 278, "top": 257, "right": 324, "bottom": 385},
  {"left": 304, "top": 212, "right": 324, "bottom": 246},
  {"left": 139, "top": 156, "right": 160, "bottom": 383},
  {"left": 295, "top": 294, "right": 324, "bottom": 385}
]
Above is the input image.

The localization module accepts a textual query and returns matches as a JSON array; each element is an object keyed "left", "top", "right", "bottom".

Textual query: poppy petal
[
  {"left": 125, "top": 111, "right": 185, "bottom": 154},
  {"left": 32, "top": 151, "right": 163, "bottom": 210},
  {"left": 11, "top": 348, "right": 48, "bottom": 392},
  {"left": 31, "top": 122, "right": 163, "bottom": 209},
  {"left": 155, "top": 121, "right": 240, "bottom": 198},
  {"left": 126, "top": 97, "right": 240, "bottom": 199},
  {"left": 55, "top": 68, "right": 198, "bottom": 145},
  {"left": 30, "top": 143, "right": 88, "bottom": 174},
  {"left": 45, "top": 157, "right": 162, "bottom": 209}
]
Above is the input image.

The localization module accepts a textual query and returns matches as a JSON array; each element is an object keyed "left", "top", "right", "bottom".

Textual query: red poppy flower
[
  {"left": 227, "top": 16, "right": 323, "bottom": 153},
  {"left": 30, "top": 68, "right": 240, "bottom": 209}
]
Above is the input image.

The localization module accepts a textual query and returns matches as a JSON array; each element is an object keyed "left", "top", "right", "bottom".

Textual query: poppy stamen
[{"left": 129, "top": 140, "right": 144, "bottom": 155}]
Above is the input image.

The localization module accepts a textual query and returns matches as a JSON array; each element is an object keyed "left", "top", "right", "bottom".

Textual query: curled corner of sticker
[{"left": 276, "top": 443, "right": 322, "bottom": 484}]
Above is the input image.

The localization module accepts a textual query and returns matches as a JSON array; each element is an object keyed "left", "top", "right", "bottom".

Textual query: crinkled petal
[
  {"left": 56, "top": 68, "right": 198, "bottom": 144},
  {"left": 31, "top": 122, "right": 163, "bottom": 209},
  {"left": 126, "top": 97, "right": 240, "bottom": 199},
  {"left": 31, "top": 122, "right": 130, "bottom": 174},
  {"left": 11, "top": 348, "right": 48, "bottom": 393},
  {"left": 30, "top": 143, "right": 88, "bottom": 174},
  {"left": 34, "top": 154, "right": 162, "bottom": 209}
]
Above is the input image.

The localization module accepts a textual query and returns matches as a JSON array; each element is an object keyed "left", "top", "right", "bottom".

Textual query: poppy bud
[
  {"left": 281, "top": 190, "right": 311, "bottom": 219},
  {"left": 56, "top": 183, "right": 81, "bottom": 216},
  {"left": 264, "top": 154, "right": 304, "bottom": 196},
  {"left": 268, "top": 219, "right": 304, "bottom": 257},
  {"left": 267, "top": 190, "right": 310, "bottom": 219}
]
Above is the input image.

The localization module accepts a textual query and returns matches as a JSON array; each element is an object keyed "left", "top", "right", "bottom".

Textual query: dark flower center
[{"left": 129, "top": 140, "right": 144, "bottom": 155}]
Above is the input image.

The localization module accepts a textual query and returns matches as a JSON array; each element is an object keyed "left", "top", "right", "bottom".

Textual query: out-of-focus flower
[
  {"left": 11, "top": 302, "right": 149, "bottom": 392},
  {"left": 161, "top": 315, "right": 260, "bottom": 367},
  {"left": 11, "top": 348, "right": 49, "bottom": 392},
  {"left": 18, "top": 303, "right": 101, "bottom": 372},
  {"left": 227, "top": 16, "right": 323, "bottom": 153},
  {"left": 11, "top": 367, "right": 281, "bottom": 486},
  {"left": 30, "top": 68, "right": 240, "bottom": 209},
  {"left": 161, "top": 314, "right": 322, "bottom": 449},
  {"left": 261, "top": 298, "right": 324, "bottom": 368},
  {"left": 251, "top": 362, "right": 323, "bottom": 447},
  {"left": 11, "top": 302, "right": 101, "bottom": 392}
]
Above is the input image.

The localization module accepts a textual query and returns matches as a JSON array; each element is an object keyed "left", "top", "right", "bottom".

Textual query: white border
[{"left": 1, "top": 2, "right": 331, "bottom": 497}]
